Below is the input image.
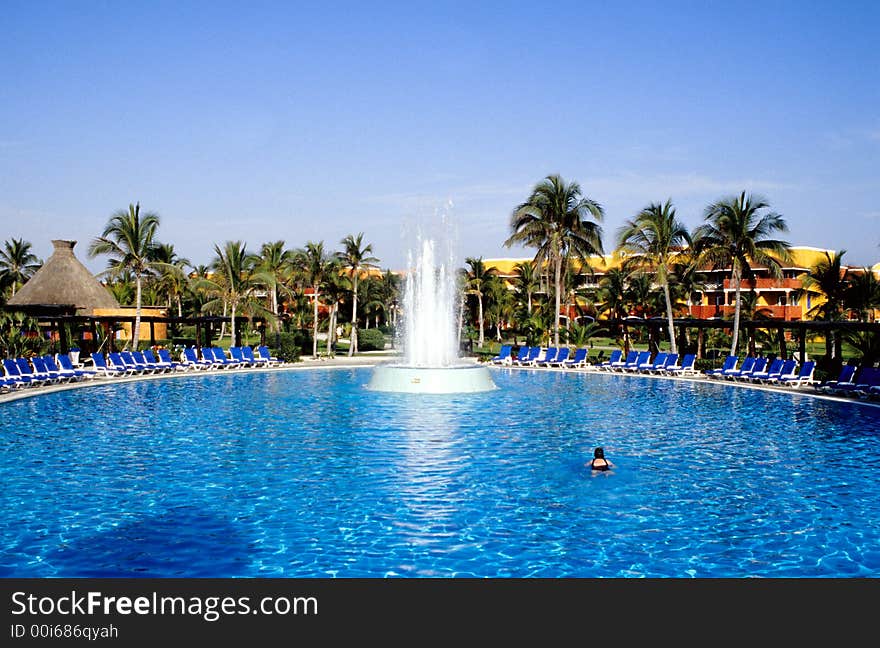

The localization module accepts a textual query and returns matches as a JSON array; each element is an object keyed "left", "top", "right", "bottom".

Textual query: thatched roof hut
[{"left": 6, "top": 240, "right": 120, "bottom": 314}]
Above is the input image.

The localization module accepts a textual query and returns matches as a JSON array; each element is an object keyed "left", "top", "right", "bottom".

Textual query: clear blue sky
[{"left": 2, "top": 1, "right": 878, "bottom": 272}]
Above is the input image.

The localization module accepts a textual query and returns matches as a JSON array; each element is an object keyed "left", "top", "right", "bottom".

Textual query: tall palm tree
[
  {"left": 616, "top": 199, "right": 691, "bottom": 354},
  {"left": 339, "top": 233, "right": 380, "bottom": 356},
  {"left": 88, "top": 202, "right": 160, "bottom": 351},
  {"left": 796, "top": 250, "right": 849, "bottom": 362},
  {"left": 255, "top": 240, "right": 295, "bottom": 333},
  {"left": 596, "top": 267, "right": 632, "bottom": 353},
  {"left": 464, "top": 256, "right": 494, "bottom": 348},
  {"left": 506, "top": 174, "right": 604, "bottom": 346},
  {"left": 694, "top": 192, "right": 791, "bottom": 355},
  {"left": 198, "top": 241, "right": 261, "bottom": 346},
  {"left": 295, "top": 241, "right": 332, "bottom": 358},
  {"left": 845, "top": 269, "right": 880, "bottom": 322},
  {"left": 512, "top": 261, "right": 540, "bottom": 315},
  {"left": 151, "top": 243, "right": 191, "bottom": 320},
  {"left": 0, "top": 238, "right": 41, "bottom": 298}
]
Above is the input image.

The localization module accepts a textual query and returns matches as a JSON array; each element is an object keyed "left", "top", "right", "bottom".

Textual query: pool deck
[{"left": 1, "top": 352, "right": 878, "bottom": 409}]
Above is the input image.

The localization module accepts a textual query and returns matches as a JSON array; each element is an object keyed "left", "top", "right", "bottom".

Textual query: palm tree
[
  {"left": 506, "top": 174, "right": 604, "bottom": 346},
  {"left": 0, "top": 238, "right": 41, "bottom": 298},
  {"left": 295, "top": 242, "right": 332, "bottom": 359},
  {"left": 151, "top": 243, "right": 191, "bottom": 320},
  {"left": 694, "top": 192, "right": 791, "bottom": 356},
  {"left": 512, "top": 261, "right": 540, "bottom": 315},
  {"left": 796, "top": 250, "right": 849, "bottom": 363},
  {"left": 255, "top": 241, "right": 295, "bottom": 333},
  {"left": 616, "top": 200, "right": 691, "bottom": 354},
  {"left": 88, "top": 202, "right": 160, "bottom": 351},
  {"left": 845, "top": 269, "right": 880, "bottom": 322},
  {"left": 198, "top": 241, "right": 261, "bottom": 346},
  {"left": 339, "top": 233, "right": 380, "bottom": 356},
  {"left": 596, "top": 267, "right": 633, "bottom": 353},
  {"left": 464, "top": 257, "right": 494, "bottom": 348}
]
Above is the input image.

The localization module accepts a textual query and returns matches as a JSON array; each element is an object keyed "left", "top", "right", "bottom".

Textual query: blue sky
[{"left": 1, "top": 1, "right": 878, "bottom": 272}]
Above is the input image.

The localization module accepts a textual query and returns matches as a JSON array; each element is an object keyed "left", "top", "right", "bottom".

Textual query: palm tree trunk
[
  {"left": 312, "top": 286, "right": 319, "bottom": 359},
  {"left": 477, "top": 293, "right": 484, "bottom": 348},
  {"left": 349, "top": 274, "right": 358, "bottom": 356},
  {"left": 553, "top": 255, "right": 562, "bottom": 347},
  {"left": 219, "top": 301, "right": 227, "bottom": 340},
  {"left": 527, "top": 290, "right": 532, "bottom": 315},
  {"left": 231, "top": 302, "right": 237, "bottom": 348},
  {"left": 663, "top": 282, "right": 677, "bottom": 354},
  {"left": 271, "top": 284, "right": 280, "bottom": 334},
  {"left": 133, "top": 275, "right": 142, "bottom": 351},
  {"left": 328, "top": 302, "right": 337, "bottom": 357},
  {"left": 177, "top": 296, "right": 183, "bottom": 319},
  {"left": 730, "top": 267, "right": 743, "bottom": 355}
]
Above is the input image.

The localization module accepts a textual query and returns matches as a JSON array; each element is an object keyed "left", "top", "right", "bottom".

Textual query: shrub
[
  {"left": 270, "top": 331, "right": 310, "bottom": 362},
  {"left": 357, "top": 328, "right": 386, "bottom": 351}
]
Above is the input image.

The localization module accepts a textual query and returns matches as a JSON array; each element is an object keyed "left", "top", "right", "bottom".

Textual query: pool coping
[{"left": 2, "top": 354, "right": 878, "bottom": 410}]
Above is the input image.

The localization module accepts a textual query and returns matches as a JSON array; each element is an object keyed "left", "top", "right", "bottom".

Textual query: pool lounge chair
[
  {"left": 722, "top": 356, "right": 755, "bottom": 381},
  {"left": 90, "top": 352, "right": 128, "bottom": 377},
  {"left": 830, "top": 367, "right": 880, "bottom": 398},
  {"left": 17, "top": 357, "right": 59, "bottom": 385},
  {"left": 241, "top": 346, "right": 269, "bottom": 367},
  {"left": 208, "top": 347, "right": 241, "bottom": 369},
  {"left": 732, "top": 357, "right": 766, "bottom": 382},
  {"left": 755, "top": 359, "right": 797, "bottom": 385},
  {"left": 31, "top": 356, "right": 72, "bottom": 383},
  {"left": 813, "top": 365, "right": 857, "bottom": 394},
  {"left": 515, "top": 347, "right": 541, "bottom": 367},
  {"left": 595, "top": 349, "right": 623, "bottom": 371},
  {"left": 622, "top": 351, "right": 651, "bottom": 373},
  {"left": 3, "top": 358, "right": 43, "bottom": 387},
  {"left": 510, "top": 346, "right": 531, "bottom": 365},
  {"left": 489, "top": 345, "right": 513, "bottom": 365},
  {"left": 665, "top": 353, "right": 698, "bottom": 376},
  {"left": 705, "top": 356, "right": 738, "bottom": 379},
  {"left": 109, "top": 352, "right": 141, "bottom": 375},
  {"left": 648, "top": 353, "right": 678, "bottom": 374},
  {"left": 545, "top": 347, "right": 570, "bottom": 367},
  {"left": 561, "top": 348, "right": 589, "bottom": 369},
  {"left": 119, "top": 351, "right": 154, "bottom": 374},
  {"left": 229, "top": 346, "right": 254, "bottom": 367},
  {"left": 55, "top": 354, "right": 97, "bottom": 379},
  {"left": 639, "top": 352, "right": 667, "bottom": 373},
  {"left": 182, "top": 347, "right": 213, "bottom": 370},
  {"left": 776, "top": 361, "right": 816, "bottom": 388},
  {"left": 534, "top": 347, "right": 558, "bottom": 367},
  {"left": 131, "top": 350, "right": 165, "bottom": 373},
  {"left": 145, "top": 348, "right": 185, "bottom": 372},
  {"left": 258, "top": 346, "right": 283, "bottom": 366},
  {"left": 607, "top": 350, "right": 637, "bottom": 372},
  {"left": 748, "top": 358, "right": 783, "bottom": 383}
]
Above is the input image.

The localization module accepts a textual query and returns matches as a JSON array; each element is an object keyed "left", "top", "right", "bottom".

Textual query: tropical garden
[{"left": 2, "top": 178, "right": 879, "bottom": 373}]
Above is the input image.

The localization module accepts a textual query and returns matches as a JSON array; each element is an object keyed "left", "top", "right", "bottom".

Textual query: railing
[
  {"left": 689, "top": 305, "right": 802, "bottom": 321},
  {"left": 722, "top": 278, "right": 802, "bottom": 290}
]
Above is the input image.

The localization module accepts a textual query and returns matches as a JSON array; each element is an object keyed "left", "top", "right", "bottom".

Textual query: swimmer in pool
[{"left": 587, "top": 447, "right": 614, "bottom": 474}]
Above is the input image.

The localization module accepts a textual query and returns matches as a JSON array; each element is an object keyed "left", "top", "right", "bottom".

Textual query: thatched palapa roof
[{"left": 6, "top": 240, "right": 120, "bottom": 314}]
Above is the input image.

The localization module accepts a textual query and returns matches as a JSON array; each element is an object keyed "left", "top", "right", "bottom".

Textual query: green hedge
[
  {"left": 357, "top": 328, "right": 386, "bottom": 351},
  {"left": 270, "top": 331, "right": 310, "bottom": 362}
]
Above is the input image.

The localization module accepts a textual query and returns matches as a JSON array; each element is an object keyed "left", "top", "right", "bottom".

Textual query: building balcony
[
  {"left": 689, "top": 304, "right": 802, "bottom": 321},
  {"left": 722, "top": 278, "right": 802, "bottom": 290}
]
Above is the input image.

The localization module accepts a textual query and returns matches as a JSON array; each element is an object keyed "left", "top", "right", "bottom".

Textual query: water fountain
[{"left": 366, "top": 232, "right": 496, "bottom": 393}]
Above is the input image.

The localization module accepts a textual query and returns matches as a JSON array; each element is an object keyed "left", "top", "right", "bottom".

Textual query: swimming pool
[{"left": 2, "top": 367, "right": 879, "bottom": 577}]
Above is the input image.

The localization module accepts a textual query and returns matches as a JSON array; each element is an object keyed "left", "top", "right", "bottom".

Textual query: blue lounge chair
[
  {"left": 258, "top": 346, "right": 283, "bottom": 365},
  {"left": 3, "top": 358, "right": 42, "bottom": 387},
  {"left": 722, "top": 356, "right": 755, "bottom": 380},
  {"left": 639, "top": 352, "right": 667, "bottom": 373},
  {"left": 511, "top": 346, "right": 531, "bottom": 365},
  {"left": 706, "top": 356, "right": 738, "bottom": 379},
  {"left": 242, "top": 346, "right": 269, "bottom": 366},
  {"left": 489, "top": 345, "right": 513, "bottom": 365},
  {"left": 155, "top": 348, "right": 189, "bottom": 371},
  {"left": 17, "top": 357, "right": 58, "bottom": 385},
  {"left": 144, "top": 348, "right": 183, "bottom": 372},
  {"left": 90, "top": 352, "right": 127, "bottom": 377},
  {"left": 31, "top": 356, "right": 70, "bottom": 383},
  {"left": 110, "top": 352, "right": 140, "bottom": 375},
  {"left": 814, "top": 365, "right": 857, "bottom": 394},
  {"left": 622, "top": 351, "right": 650, "bottom": 372},
  {"left": 609, "top": 350, "right": 637, "bottom": 372},
  {"left": 733, "top": 356, "right": 767, "bottom": 381},
  {"left": 208, "top": 347, "right": 241, "bottom": 368},
  {"left": 534, "top": 347, "right": 558, "bottom": 367},
  {"left": 756, "top": 359, "right": 796, "bottom": 384},
  {"left": 546, "top": 347, "right": 570, "bottom": 367},
  {"left": 119, "top": 351, "right": 151, "bottom": 374},
  {"left": 830, "top": 366, "right": 880, "bottom": 398},
  {"left": 777, "top": 361, "right": 816, "bottom": 388},
  {"left": 595, "top": 349, "right": 622, "bottom": 370},
  {"left": 665, "top": 353, "right": 698, "bottom": 376},
  {"left": 229, "top": 346, "right": 255, "bottom": 367},
  {"left": 182, "top": 347, "right": 213, "bottom": 370},
  {"left": 561, "top": 348, "right": 588, "bottom": 369},
  {"left": 515, "top": 347, "right": 541, "bottom": 366},
  {"left": 748, "top": 358, "right": 783, "bottom": 383},
  {"left": 55, "top": 354, "right": 97, "bottom": 379},
  {"left": 649, "top": 353, "right": 678, "bottom": 374},
  {"left": 131, "top": 350, "right": 164, "bottom": 373}
]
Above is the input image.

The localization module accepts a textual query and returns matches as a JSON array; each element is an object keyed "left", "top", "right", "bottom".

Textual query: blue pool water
[{"left": 2, "top": 367, "right": 879, "bottom": 577}]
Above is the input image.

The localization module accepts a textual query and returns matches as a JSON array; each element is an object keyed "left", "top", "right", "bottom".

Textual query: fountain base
[{"left": 366, "top": 363, "right": 497, "bottom": 393}]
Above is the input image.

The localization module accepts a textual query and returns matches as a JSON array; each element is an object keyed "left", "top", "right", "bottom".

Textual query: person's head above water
[{"left": 594, "top": 447, "right": 605, "bottom": 459}]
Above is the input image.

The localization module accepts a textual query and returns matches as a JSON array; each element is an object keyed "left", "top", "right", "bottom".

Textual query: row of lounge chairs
[
  {"left": 812, "top": 364, "right": 880, "bottom": 400},
  {"left": 704, "top": 356, "right": 816, "bottom": 388},
  {"left": 594, "top": 350, "right": 699, "bottom": 376},
  {"left": 0, "top": 346, "right": 284, "bottom": 391},
  {"left": 490, "top": 345, "right": 590, "bottom": 369}
]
